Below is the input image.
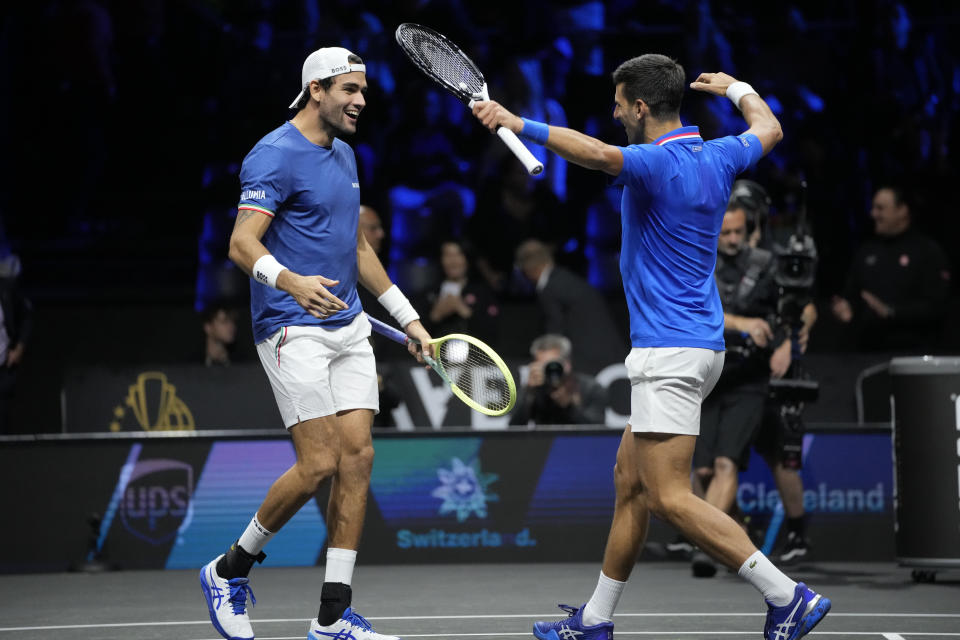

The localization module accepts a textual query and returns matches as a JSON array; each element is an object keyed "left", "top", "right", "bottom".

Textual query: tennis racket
[
  {"left": 395, "top": 22, "right": 544, "bottom": 176},
  {"left": 367, "top": 314, "right": 517, "bottom": 416}
]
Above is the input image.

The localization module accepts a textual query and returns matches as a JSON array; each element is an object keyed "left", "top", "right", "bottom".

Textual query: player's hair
[
  {"left": 295, "top": 53, "right": 364, "bottom": 110},
  {"left": 612, "top": 54, "right": 685, "bottom": 120},
  {"left": 530, "top": 334, "right": 572, "bottom": 360}
]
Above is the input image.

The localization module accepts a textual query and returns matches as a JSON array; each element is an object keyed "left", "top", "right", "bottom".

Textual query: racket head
[
  {"left": 427, "top": 333, "right": 517, "bottom": 416},
  {"left": 395, "top": 23, "right": 485, "bottom": 104}
]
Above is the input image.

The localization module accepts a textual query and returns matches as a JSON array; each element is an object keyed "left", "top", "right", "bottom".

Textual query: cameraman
[
  {"left": 749, "top": 187, "right": 819, "bottom": 565},
  {"left": 690, "top": 199, "right": 791, "bottom": 577},
  {"left": 511, "top": 334, "right": 607, "bottom": 426}
]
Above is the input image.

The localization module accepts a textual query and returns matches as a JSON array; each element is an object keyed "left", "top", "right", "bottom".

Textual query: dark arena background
[{"left": 1, "top": 2, "right": 959, "bottom": 639}]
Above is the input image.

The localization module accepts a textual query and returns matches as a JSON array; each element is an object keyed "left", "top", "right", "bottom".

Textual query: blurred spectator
[
  {"left": 511, "top": 334, "right": 607, "bottom": 426},
  {"left": 831, "top": 186, "right": 951, "bottom": 351},
  {"left": 467, "top": 156, "right": 570, "bottom": 294},
  {"left": 202, "top": 304, "right": 238, "bottom": 367},
  {"left": 0, "top": 251, "right": 32, "bottom": 433},
  {"left": 515, "top": 239, "right": 626, "bottom": 372},
  {"left": 359, "top": 204, "right": 386, "bottom": 255},
  {"left": 421, "top": 239, "right": 499, "bottom": 344}
]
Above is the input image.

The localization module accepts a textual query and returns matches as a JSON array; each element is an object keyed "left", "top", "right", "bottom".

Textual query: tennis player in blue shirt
[
  {"left": 474, "top": 54, "right": 830, "bottom": 640},
  {"left": 199, "top": 47, "right": 431, "bottom": 640}
]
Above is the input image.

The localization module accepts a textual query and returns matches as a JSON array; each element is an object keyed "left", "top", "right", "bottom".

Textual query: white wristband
[
  {"left": 726, "top": 81, "right": 759, "bottom": 111},
  {"left": 252, "top": 254, "right": 287, "bottom": 289},
  {"left": 378, "top": 284, "right": 420, "bottom": 328}
]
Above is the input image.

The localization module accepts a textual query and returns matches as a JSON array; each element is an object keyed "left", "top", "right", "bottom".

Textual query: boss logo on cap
[{"left": 330, "top": 64, "right": 348, "bottom": 74}]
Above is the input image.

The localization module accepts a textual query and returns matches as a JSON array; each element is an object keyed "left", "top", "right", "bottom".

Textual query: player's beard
[
  {"left": 625, "top": 116, "right": 646, "bottom": 145},
  {"left": 319, "top": 105, "right": 357, "bottom": 139}
]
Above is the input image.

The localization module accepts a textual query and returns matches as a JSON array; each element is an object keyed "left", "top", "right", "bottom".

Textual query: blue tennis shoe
[
  {"left": 307, "top": 607, "right": 400, "bottom": 640},
  {"left": 533, "top": 604, "right": 614, "bottom": 640},
  {"left": 764, "top": 582, "right": 831, "bottom": 640},
  {"left": 200, "top": 554, "right": 256, "bottom": 640}
]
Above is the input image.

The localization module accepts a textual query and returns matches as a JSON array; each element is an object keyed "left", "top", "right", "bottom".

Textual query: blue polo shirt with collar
[{"left": 613, "top": 125, "right": 763, "bottom": 350}]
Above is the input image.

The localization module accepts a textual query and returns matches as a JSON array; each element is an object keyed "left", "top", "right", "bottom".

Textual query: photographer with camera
[
  {"left": 689, "top": 191, "right": 794, "bottom": 577},
  {"left": 511, "top": 334, "right": 608, "bottom": 426}
]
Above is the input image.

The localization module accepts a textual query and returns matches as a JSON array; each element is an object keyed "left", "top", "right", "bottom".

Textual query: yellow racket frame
[{"left": 420, "top": 333, "right": 517, "bottom": 416}]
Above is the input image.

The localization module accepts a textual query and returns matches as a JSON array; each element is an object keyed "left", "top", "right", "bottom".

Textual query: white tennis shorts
[
  {"left": 256, "top": 313, "right": 379, "bottom": 428},
  {"left": 626, "top": 347, "right": 725, "bottom": 435}
]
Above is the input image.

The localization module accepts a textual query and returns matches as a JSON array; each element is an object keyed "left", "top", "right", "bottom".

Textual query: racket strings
[
  {"left": 397, "top": 26, "right": 484, "bottom": 95},
  {"left": 437, "top": 339, "right": 511, "bottom": 412}
]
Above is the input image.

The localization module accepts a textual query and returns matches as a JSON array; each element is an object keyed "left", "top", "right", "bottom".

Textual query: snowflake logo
[{"left": 431, "top": 457, "right": 499, "bottom": 522}]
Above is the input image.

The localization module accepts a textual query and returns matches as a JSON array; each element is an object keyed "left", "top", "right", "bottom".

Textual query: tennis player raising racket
[{"left": 473, "top": 57, "right": 830, "bottom": 640}]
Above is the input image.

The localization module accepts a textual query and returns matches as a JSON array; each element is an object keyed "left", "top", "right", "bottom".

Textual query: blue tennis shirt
[
  {"left": 238, "top": 122, "right": 362, "bottom": 343},
  {"left": 613, "top": 125, "right": 763, "bottom": 350}
]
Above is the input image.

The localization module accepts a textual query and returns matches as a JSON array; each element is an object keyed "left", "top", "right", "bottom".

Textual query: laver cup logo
[
  {"left": 119, "top": 459, "right": 194, "bottom": 544},
  {"left": 110, "top": 371, "right": 195, "bottom": 431}
]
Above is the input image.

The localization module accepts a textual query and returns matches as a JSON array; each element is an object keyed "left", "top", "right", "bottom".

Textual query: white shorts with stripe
[
  {"left": 626, "top": 347, "right": 725, "bottom": 436},
  {"left": 256, "top": 313, "right": 379, "bottom": 428}
]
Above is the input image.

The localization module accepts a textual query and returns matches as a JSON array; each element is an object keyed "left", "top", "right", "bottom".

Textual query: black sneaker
[
  {"left": 779, "top": 532, "right": 810, "bottom": 564},
  {"left": 666, "top": 534, "right": 694, "bottom": 559},
  {"left": 691, "top": 549, "right": 717, "bottom": 578}
]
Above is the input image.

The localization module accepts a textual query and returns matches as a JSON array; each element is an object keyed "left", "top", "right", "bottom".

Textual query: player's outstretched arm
[
  {"left": 472, "top": 101, "right": 624, "bottom": 175},
  {"left": 228, "top": 209, "right": 347, "bottom": 319},
  {"left": 356, "top": 224, "right": 433, "bottom": 360},
  {"left": 689, "top": 72, "right": 783, "bottom": 156}
]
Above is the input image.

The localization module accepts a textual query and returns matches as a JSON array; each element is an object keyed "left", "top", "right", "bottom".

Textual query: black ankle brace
[
  {"left": 317, "top": 582, "right": 352, "bottom": 626},
  {"left": 216, "top": 541, "right": 267, "bottom": 579}
]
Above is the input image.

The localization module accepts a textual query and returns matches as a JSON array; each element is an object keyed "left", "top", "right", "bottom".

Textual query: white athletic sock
[
  {"left": 582, "top": 571, "right": 626, "bottom": 626},
  {"left": 237, "top": 514, "right": 274, "bottom": 556},
  {"left": 325, "top": 547, "right": 358, "bottom": 585},
  {"left": 738, "top": 551, "right": 797, "bottom": 607}
]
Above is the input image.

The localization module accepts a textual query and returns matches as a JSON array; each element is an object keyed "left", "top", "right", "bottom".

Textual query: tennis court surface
[{"left": 1, "top": 561, "right": 957, "bottom": 639}]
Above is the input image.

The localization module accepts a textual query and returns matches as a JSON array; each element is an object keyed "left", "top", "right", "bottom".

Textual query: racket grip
[
  {"left": 367, "top": 314, "right": 408, "bottom": 345},
  {"left": 496, "top": 127, "right": 544, "bottom": 175}
]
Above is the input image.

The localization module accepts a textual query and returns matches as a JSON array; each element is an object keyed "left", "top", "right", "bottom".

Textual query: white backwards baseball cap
[{"left": 288, "top": 47, "right": 366, "bottom": 109}]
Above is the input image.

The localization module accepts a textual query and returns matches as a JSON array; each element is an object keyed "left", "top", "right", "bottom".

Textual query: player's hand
[
  {"left": 689, "top": 72, "right": 740, "bottom": 97},
  {"left": 472, "top": 100, "right": 523, "bottom": 135},
  {"left": 741, "top": 317, "right": 773, "bottom": 348},
  {"left": 831, "top": 295, "right": 853, "bottom": 323},
  {"left": 404, "top": 320, "right": 434, "bottom": 363},
  {"left": 284, "top": 273, "right": 349, "bottom": 319}
]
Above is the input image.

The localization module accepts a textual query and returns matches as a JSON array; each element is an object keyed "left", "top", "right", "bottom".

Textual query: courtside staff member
[
  {"left": 199, "top": 47, "right": 430, "bottom": 640},
  {"left": 473, "top": 56, "right": 830, "bottom": 640}
]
